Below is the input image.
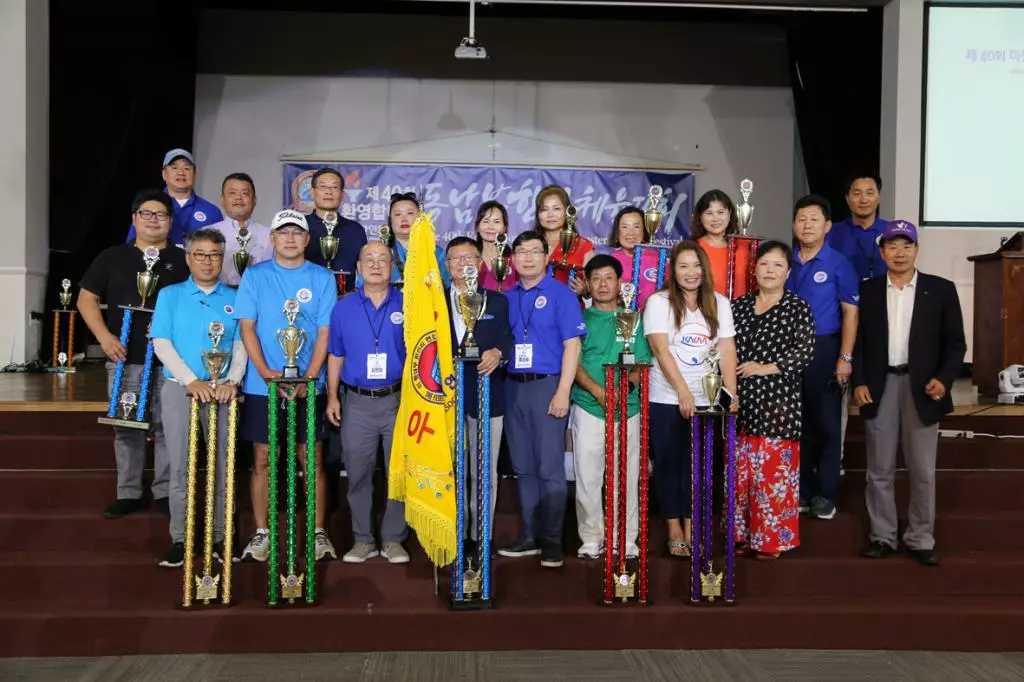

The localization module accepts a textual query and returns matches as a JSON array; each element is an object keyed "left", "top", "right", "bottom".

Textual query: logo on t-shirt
[
  {"left": 390, "top": 311, "right": 404, "bottom": 324},
  {"left": 813, "top": 271, "right": 828, "bottom": 283},
  {"left": 643, "top": 267, "right": 658, "bottom": 282},
  {"left": 296, "top": 288, "right": 313, "bottom": 304},
  {"left": 194, "top": 211, "right": 207, "bottom": 222},
  {"left": 223, "top": 305, "right": 233, "bottom": 315},
  {"left": 534, "top": 296, "right": 548, "bottom": 310},
  {"left": 576, "top": 322, "right": 586, "bottom": 332}
]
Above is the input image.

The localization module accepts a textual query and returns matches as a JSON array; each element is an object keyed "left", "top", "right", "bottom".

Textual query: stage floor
[{"left": 1, "top": 363, "right": 1021, "bottom": 416}]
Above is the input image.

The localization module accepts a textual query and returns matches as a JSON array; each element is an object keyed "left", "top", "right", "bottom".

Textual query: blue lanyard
[{"left": 516, "top": 287, "right": 540, "bottom": 342}]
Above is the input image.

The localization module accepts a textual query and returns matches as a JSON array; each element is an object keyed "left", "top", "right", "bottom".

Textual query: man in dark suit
[
  {"left": 852, "top": 220, "right": 966, "bottom": 566},
  {"left": 444, "top": 236, "right": 514, "bottom": 551}
]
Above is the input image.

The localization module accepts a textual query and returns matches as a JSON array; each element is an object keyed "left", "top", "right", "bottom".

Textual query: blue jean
[
  {"left": 505, "top": 376, "right": 568, "bottom": 549},
  {"left": 800, "top": 333, "right": 843, "bottom": 504}
]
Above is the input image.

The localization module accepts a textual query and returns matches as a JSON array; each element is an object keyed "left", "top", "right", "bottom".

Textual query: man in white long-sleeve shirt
[{"left": 151, "top": 228, "right": 248, "bottom": 568}]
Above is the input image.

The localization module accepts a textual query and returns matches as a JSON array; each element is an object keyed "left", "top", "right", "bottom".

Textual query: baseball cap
[
  {"left": 879, "top": 219, "right": 918, "bottom": 245},
  {"left": 270, "top": 209, "right": 309, "bottom": 232},
  {"left": 162, "top": 148, "right": 196, "bottom": 167}
]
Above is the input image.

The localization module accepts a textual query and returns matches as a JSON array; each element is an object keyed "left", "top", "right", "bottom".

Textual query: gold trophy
[
  {"left": 490, "top": 233, "right": 511, "bottom": 292},
  {"left": 49, "top": 278, "right": 77, "bottom": 373},
  {"left": 380, "top": 225, "right": 405, "bottom": 287},
  {"left": 456, "top": 265, "right": 485, "bottom": 359},
  {"left": 233, "top": 223, "right": 253, "bottom": 279},
  {"left": 559, "top": 205, "right": 579, "bottom": 267},
  {"left": 644, "top": 185, "right": 664, "bottom": 240},
  {"left": 701, "top": 347, "right": 723, "bottom": 410},
  {"left": 202, "top": 321, "right": 230, "bottom": 388},
  {"left": 276, "top": 299, "right": 306, "bottom": 379},
  {"left": 615, "top": 282, "right": 641, "bottom": 365},
  {"left": 137, "top": 246, "right": 161, "bottom": 309},
  {"left": 320, "top": 210, "right": 340, "bottom": 263}
]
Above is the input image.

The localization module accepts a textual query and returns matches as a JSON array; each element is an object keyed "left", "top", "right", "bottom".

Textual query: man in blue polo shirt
[
  {"left": 304, "top": 168, "right": 367, "bottom": 294},
  {"left": 151, "top": 228, "right": 247, "bottom": 568},
  {"left": 234, "top": 209, "right": 337, "bottom": 563},
  {"left": 498, "top": 230, "right": 585, "bottom": 569},
  {"left": 827, "top": 170, "right": 888, "bottom": 281},
  {"left": 788, "top": 195, "right": 860, "bottom": 521},
  {"left": 126, "top": 149, "right": 222, "bottom": 245},
  {"left": 326, "top": 241, "right": 409, "bottom": 564}
]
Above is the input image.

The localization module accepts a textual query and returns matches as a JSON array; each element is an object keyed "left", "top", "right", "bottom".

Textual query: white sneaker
[
  {"left": 382, "top": 541, "right": 410, "bottom": 564},
  {"left": 238, "top": 530, "right": 269, "bottom": 563},
  {"left": 577, "top": 542, "right": 601, "bottom": 559},
  {"left": 343, "top": 541, "right": 380, "bottom": 564},
  {"left": 314, "top": 529, "right": 337, "bottom": 561}
]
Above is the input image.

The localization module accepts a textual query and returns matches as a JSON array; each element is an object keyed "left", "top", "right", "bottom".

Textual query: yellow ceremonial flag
[{"left": 388, "top": 211, "right": 458, "bottom": 567}]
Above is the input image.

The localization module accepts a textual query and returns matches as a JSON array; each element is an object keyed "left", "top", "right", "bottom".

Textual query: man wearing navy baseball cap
[
  {"left": 852, "top": 220, "right": 966, "bottom": 566},
  {"left": 126, "top": 148, "right": 223, "bottom": 245}
]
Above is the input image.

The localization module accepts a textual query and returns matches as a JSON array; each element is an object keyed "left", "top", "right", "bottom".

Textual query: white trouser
[{"left": 570, "top": 406, "right": 639, "bottom": 547}]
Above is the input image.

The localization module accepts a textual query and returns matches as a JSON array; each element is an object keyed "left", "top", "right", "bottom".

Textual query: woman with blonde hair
[{"left": 643, "top": 241, "right": 738, "bottom": 558}]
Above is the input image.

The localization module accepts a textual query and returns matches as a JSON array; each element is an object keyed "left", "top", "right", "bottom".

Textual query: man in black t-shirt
[{"left": 78, "top": 189, "right": 189, "bottom": 519}]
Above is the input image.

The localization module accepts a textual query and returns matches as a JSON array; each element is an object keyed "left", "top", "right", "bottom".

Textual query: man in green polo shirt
[{"left": 570, "top": 254, "right": 651, "bottom": 560}]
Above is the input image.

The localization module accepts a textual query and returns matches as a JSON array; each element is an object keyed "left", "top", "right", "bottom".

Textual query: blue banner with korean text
[{"left": 283, "top": 163, "right": 695, "bottom": 250}]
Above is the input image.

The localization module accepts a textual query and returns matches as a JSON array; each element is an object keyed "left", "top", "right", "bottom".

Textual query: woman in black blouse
[{"left": 732, "top": 240, "right": 815, "bottom": 560}]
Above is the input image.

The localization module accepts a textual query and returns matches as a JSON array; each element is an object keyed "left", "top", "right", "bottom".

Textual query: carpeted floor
[{"left": 2, "top": 650, "right": 1024, "bottom": 681}]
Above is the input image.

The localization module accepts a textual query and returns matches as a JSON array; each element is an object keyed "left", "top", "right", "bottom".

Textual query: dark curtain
[
  {"left": 43, "top": 0, "right": 199, "bottom": 361},
  {"left": 786, "top": 9, "right": 884, "bottom": 219}
]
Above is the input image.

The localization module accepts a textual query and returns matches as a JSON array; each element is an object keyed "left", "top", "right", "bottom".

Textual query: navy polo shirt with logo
[
  {"left": 328, "top": 286, "right": 406, "bottom": 389},
  {"left": 304, "top": 211, "right": 368, "bottom": 293},
  {"left": 79, "top": 244, "right": 189, "bottom": 363},
  {"left": 505, "top": 275, "right": 587, "bottom": 375},
  {"left": 827, "top": 216, "right": 889, "bottom": 281},
  {"left": 125, "top": 190, "right": 223, "bottom": 246},
  {"left": 786, "top": 243, "right": 859, "bottom": 336}
]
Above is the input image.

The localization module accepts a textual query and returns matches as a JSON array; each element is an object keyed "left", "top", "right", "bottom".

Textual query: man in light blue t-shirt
[{"left": 233, "top": 209, "right": 337, "bottom": 563}]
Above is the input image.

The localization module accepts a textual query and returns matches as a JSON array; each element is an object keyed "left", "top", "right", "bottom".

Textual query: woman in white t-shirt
[{"left": 643, "top": 241, "right": 738, "bottom": 559}]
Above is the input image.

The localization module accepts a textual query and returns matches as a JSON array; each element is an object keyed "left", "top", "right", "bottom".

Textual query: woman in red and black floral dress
[{"left": 732, "top": 240, "right": 815, "bottom": 560}]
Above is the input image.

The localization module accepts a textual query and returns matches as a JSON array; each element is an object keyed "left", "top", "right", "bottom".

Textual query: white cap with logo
[{"left": 270, "top": 209, "right": 309, "bottom": 232}]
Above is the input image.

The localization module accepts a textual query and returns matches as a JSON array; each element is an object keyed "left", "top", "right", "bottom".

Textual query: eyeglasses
[
  {"left": 514, "top": 248, "right": 546, "bottom": 258},
  {"left": 447, "top": 254, "right": 480, "bottom": 264},
  {"left": 137, "top": 210, "right": 170, "bottom": 221},
  {"left": 189, "top": 251, "right": 224, "bottom": 263}
]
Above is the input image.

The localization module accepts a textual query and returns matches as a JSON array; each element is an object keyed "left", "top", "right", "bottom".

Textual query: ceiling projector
[{"left": 455, "top": 37, "right": 487, "bottom": 60}]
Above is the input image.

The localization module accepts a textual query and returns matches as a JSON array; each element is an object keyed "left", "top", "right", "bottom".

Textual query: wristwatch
[{"left": 840, "top": 353, "right": 853, "bottom": 363}]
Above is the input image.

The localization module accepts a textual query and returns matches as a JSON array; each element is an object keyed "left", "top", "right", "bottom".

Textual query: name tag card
[
  {"left": 514, "top": 344, "right": 533, "bottom": 370},
  {"left": 367, "top": 353, "right": 387, "bottom": 380}
]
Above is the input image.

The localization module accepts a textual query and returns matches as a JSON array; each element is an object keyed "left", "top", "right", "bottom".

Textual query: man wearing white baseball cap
[
  {"left": 127, "top": 148, "right": 222, "bottom": 245},
  {"left": 233, "top": 209, "right": 338, "bottom": 562}
]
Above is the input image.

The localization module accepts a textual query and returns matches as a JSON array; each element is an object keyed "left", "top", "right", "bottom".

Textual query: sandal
[
  {"left": 755, "top": 551, "right": 781, "bottom": 561},
  {"left": 667, "top": 539, "right": 691, "bottom": 560}
]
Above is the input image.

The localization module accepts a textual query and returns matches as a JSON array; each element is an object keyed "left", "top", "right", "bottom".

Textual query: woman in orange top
[
  {"left": 691, "top": 189, "right": 751, "bottom": 299},
  {"left": 535, "top": 185, "right": 594, "bottom": 297}
]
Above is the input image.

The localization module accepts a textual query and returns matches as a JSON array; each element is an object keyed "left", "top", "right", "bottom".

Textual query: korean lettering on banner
[{"left": 284, "top": 163, "right": 695, "bottom": 251}]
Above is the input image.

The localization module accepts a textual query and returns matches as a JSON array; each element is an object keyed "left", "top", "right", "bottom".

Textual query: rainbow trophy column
[
  {"left": 98, "top": 246, "right": 161, "bottom": 430},
  {"left": 449, "top": 265, "right": 494, "bottom": 610},
  {"left": 601, "top": 283, "right": 651, "bottom": 605},
  {"left": 267, "top": 299, "right": 318, "bottom": 606},
  {"left": 688, "top": 348, "right": 738, "bottom": 605}
]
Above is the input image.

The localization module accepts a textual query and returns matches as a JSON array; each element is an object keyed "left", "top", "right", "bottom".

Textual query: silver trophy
[
  {"left": 615, "top": 283, "right": 641, "bottom": 365},
  {"left": 234, "top": 223, "right": 253, "bottom": 278},
  {"left": 736, "top": 179, "right": 754, "bottom": 235},
  {"left": 120, "top": 392, "right": 138, "bottom": 421}
]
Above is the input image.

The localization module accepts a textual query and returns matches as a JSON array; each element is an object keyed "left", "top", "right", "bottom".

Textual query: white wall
[
  {"left": 193, "top": 76, "right": 796, "bottom": 244},
  {"left": 0, "top": 0, "right": 48, "bottom": 366},
  {"left": 880, "top": 0, "right": 1017, "bottom": 364}
]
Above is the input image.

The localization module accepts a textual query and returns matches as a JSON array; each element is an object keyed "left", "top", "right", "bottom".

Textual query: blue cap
[
  {"left": 162, "top": 148, "right": 195, "bottom": 167},
  {"left": 880, "top": 219, "right": 918, "bottom": 244}
]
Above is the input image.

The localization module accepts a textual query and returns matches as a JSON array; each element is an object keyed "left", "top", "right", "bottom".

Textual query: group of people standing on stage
[{"left": 77, "top": 148, "right": 965, "bottom": 576}]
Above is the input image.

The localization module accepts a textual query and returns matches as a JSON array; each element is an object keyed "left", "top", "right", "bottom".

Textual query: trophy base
[
  {"left": 448, "top": 596, "right": 494, "bottom": 611},
  {"left": 97, "top": 416, "right": 151, "bottom": 430},
  {"left": 275, "top": 375, "right": 313, "bottom": 385},
  {"left": 118, "top": 304, "right": 155, "bottom": 314},
  {"left": 459, "top": 347, "right": 481, "bottom": 361},
  {"left": 618, "top": 352, "right": 636, "bottom": 366},
  {"left": 281, "top": 366, "right": 301, "bottom": 379},
  {"left": 45, "top": 366, "right": 77, "bottom": 374}
]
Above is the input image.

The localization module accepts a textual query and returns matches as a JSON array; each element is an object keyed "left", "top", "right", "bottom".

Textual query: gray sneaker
[
  {"left": 382, "top": 541, "right": 411, "bottom": 564},
  {"left": 809, "top": 496, "right": 837, "bottom": 520},
  {"left": 343, "top": 541, "right": 380, "bottom": 564},
  {"left": 314, "top": 529, "right": 337, "bottom": 561}
]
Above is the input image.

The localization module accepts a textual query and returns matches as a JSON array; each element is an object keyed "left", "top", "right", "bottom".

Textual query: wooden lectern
[{"left": 967, "top": 232, "right": 1024, "bottom": 397}]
